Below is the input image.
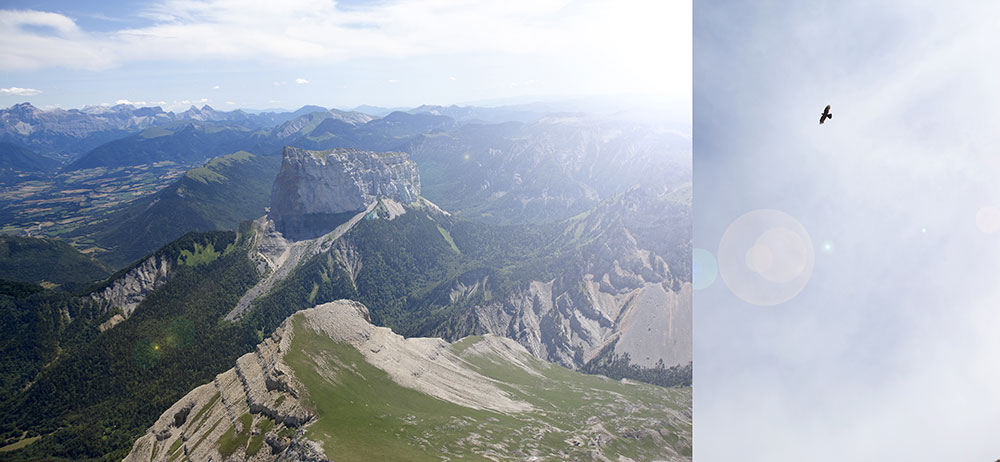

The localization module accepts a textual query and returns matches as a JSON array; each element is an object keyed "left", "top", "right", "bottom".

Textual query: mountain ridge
[{"left": 123, "top": 300, "right": 691, "bottom": 461}]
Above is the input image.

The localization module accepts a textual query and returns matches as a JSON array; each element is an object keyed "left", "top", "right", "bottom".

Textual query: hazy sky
[
  {"left": 695, "top": 1, "right": 1000, "bottom": 460},
  {"left": 0, "top": 0, "right": 690, "bottom": 111}
]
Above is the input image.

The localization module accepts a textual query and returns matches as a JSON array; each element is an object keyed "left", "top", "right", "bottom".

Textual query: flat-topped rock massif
[{"left": 268, "top": 147, "right": 420, "bottom": 240}]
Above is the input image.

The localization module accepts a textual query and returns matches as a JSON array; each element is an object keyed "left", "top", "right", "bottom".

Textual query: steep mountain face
[
  {"left": 419, "top": 188, "right": 692, "bottom": 374},
  {"left": 86, "top": 231, "right": 241, "bottom": 329},
  {"left": 124, "top": 300, "right": 691, "bottom": 462},
  {"left": 269, "top": 147, "right": 420, "bottom": 240},
  {"left": 226, "top": 202, "right": 375, "bottom": 321},
  {"left": 89, "top": 252, "right": 175, "bottom": 331}
]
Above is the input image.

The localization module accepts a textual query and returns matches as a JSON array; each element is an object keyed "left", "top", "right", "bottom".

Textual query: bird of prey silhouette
[{"left": 820, "top": 104, "right": 833, "bottom": 124}]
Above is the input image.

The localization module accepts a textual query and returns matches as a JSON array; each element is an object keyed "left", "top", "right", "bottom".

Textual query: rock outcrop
[
  {"left": 123, "top": 317, "right": 314, "bottom": 462},
  {"left": 126, "top": 300, "right": 530, "bottom": 462},
  {"left": 268, "top": 147, "right": 420, "bottom": 240},
  {"left": 446, "top": 187, "right": 692, "bottom": 370},
  {"left": 463, "top": 234, "right": 691, "bottom": 370},
  {"left": 225, "top": 203, "right": 375, "bottom": 320},
  {"left": 125, "top": 300, "right": 691, "bottom": 462},
  {"left": 92, "top": 253, "right": 175, "bottom": 331},
  {"left": 302, "top": 301, "right": 533, "bottom": 414}
]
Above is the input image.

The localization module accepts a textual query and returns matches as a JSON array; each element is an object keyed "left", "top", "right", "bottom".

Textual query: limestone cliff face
[
  {"left": 268, "top": 147, "right": 420, "bottom": 240},
  {"left": 445, "top": 188, "right": 692, "bottom": 370},
  {"left": 92, "top": 253, "right": 174, "bottom": 331},
  {"left": 465, "top": 228, "right": 691, "bottom": 370}
]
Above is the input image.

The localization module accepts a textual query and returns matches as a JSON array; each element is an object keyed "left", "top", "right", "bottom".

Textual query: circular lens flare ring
[
  {"left": 693, "top": 247, "right": 718, "bottom": 290},
  {"left": 717, "top": 209, "right": 815, "bottom": 306}
]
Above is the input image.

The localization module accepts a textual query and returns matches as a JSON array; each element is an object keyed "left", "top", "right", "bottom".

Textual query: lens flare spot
[
  {"left": 717, "top": 209, "right": 815, "bottom": 306},
  {"left": 745, "top": 244, "right": 774, "bottom": 274},
  {"left": 753, "top": 228, "right": 808, "bottom": 283},
  {"left": 976, "top": 206, "right": 1000, "bottom": 234},
  {"left": 693, "top": 248, "right": 718, "bottom": 290}
]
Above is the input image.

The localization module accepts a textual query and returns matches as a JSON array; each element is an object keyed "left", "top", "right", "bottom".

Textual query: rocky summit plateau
[
  {"left": 268, "top": 147, "right": 421, "bottom": 240},
  {"left": 123, "top": 300, "right": 691, "bottom": 462}
]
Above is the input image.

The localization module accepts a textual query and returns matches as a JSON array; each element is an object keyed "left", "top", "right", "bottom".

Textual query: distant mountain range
[
  {"left": 0, "top": 103, "right": 281, "bottom": 159},
  {"left": 1, "top": 98, "right": 683, "bottom": 164}
]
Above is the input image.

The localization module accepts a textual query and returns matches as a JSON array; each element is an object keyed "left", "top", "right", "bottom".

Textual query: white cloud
[
  {"left": 1, "top": 86, "right": 43, "bottom": 96},
  {"left": 448, "top": 76, "right": 456, "bottom": 81},
  {"left": 114, "top": 99, "right": 146, "bottom": 106},
  {"left": 0, "top": 1, "right": 689, "bottom": 97},
  {"left": 387, "top": 79, "right": 399, "bottom": 83},
  {"left": 224, "top": 101, "right": 236, "bottom": 105},
  {"left": 0, "top": 10, "right": 113, "bottom": 70},
  {"left": 295, "top": 78, "right": 309, "bottom": 84},
  {"left": 212, "top": 85, "right": 220, "bottom": 89}
]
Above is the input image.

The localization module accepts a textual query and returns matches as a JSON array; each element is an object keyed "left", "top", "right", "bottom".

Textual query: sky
[
  {"left": 695, "top": 1, "right": 1000, "bottom": 460},
  {"left": 0, "top": 0, "right": 690, "bottom": 111}
]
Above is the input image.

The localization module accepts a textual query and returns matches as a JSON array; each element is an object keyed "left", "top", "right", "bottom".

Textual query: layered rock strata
[{"left": 268, "top": 147, "right": 420, "bottom": 240}]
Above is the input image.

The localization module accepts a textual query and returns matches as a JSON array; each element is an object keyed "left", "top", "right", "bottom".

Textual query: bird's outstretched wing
[
  {"left": 820, "top": 114, "right": 826, "bottom": 124},
  {"left": 824, "top": 104, "right": 831, "bottom": 113}
]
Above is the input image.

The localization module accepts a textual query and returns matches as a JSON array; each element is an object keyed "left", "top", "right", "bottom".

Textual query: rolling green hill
[
  {"left": 0, "top": 235, "right": 111, "bottom": 287},
  {"left": 81, "top": 151, "right": 280, "bottom": 268}
]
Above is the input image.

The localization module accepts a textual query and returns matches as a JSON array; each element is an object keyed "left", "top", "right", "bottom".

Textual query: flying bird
[{"left": 819, "top": 104, "right": 833, "bottom": 125}]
